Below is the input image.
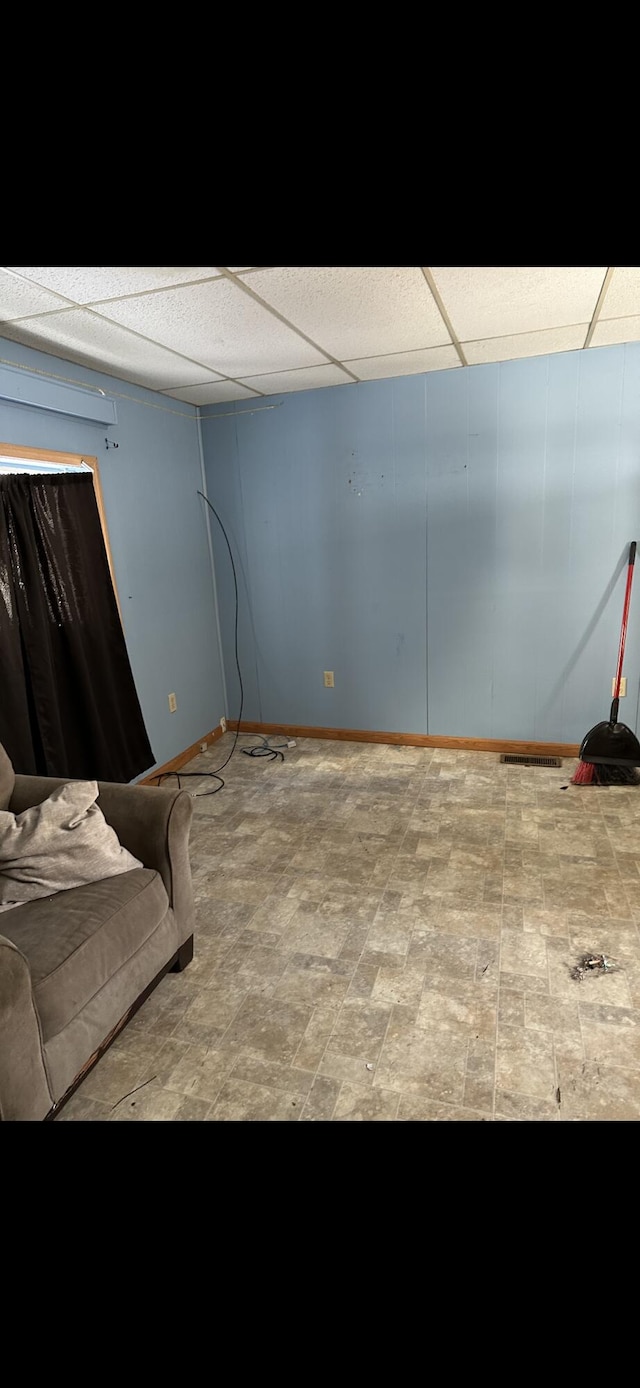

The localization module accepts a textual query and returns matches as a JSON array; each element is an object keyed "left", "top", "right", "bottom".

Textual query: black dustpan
[
  {"left": 579, "top": 713, "right": 640, "bottom": 766},
  {"left": 578, "top": 541, "right": 640, "bottom": 767}
]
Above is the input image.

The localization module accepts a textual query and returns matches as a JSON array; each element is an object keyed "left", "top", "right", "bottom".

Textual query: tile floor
[{"left": 59, "top": 736, "right": 640, "bottom": 1121}]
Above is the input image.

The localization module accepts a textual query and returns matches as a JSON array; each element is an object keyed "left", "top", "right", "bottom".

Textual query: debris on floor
[
  {"left": 556, "top": 1087, "right": 561, "bottom": 1106},
  {"left": 571, "top": 953, "right": 619, "bottom": 982}
]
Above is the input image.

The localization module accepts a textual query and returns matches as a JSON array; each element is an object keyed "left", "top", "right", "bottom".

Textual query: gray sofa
[{"left": 0, "top": 744, "right": 194, "bottom": 1121}]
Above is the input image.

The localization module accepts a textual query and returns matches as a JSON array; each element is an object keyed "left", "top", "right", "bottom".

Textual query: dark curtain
[{"left": 0, "top": 471, "right": 154, "bottom": 781}]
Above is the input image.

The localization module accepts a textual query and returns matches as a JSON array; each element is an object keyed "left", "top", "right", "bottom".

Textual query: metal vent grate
[{"left": 500, "top": 754, "right": 562, "bottom": 767}]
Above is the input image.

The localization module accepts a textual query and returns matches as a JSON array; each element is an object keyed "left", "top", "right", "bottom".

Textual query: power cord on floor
[
  {"left": 150, "top": 493, "right": 294, "bottom": 796},
  {"left": 241, "top": 734, "right": 290, "bottom": 763}
]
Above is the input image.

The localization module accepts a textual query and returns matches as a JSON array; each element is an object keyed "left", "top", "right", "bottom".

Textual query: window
[{"left": 0, "top": 442, "right": 121, "bottom": 620}]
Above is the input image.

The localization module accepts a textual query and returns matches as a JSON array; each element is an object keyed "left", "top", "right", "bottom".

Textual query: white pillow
[{"left": 0, "top": 780, "right": 142, "bottom": 907}]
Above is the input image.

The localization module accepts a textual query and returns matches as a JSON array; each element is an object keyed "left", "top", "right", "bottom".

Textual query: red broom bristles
[{"left": 571, "top": 761, "right": 596, "bottom": 785}]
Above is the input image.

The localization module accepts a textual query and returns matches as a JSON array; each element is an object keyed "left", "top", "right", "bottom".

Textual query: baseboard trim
[
  {"left": 140, "top": 724, "right": 225, "bottom": 786},
  {"left": 228, "top": 721, "right": 580, "bottom": 758}
]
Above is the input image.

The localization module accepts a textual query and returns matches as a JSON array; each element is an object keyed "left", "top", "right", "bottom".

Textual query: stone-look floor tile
[
  {"left": 407, "top": 931, "right": 479, "bottom": 982},
  {"left": 371, "top": 965, "right": 424, "bottom": 1010},
  {"left": 333, "top": 1083, "right": 401, "bottom": 1121},
  {"left": 272, "top": 959, "right": 352, "bottom": 1008},
  {"left": 375, "top": 1018, "right": 468, "bottom": 1102},
  {"left": 318, "top": 1051, "right": 379, "bottom": 1085},
  {"left": 162, "top": 1045, "right": 240, "bottom": 1102},
  {"left": 365, "top": 916, "right": 415, "bottom": 954},
  {"left": 476, "top": 941, "right": 500, "bottom": 982},
  {"left": 294, "top": 1005, "right": 340, "bottom": 1071},
  {"left": 219, "top": 997, "right": 314, "bottom": 1062},
  {"left": 523, "top": 907, "right": 575, "bottom": 937},
  {"left": 324, "top": 999, "right": 392, "bottom": 1061},
  {"left": 300, "top": 1076, "right": 342, "bottom": 1121},
  {"left": 524, "top": 994, "right": 581, "bottom": 1033},
  {"left": 579, "top": 1005, "right": 640, "bottom": 1069},
  {"left": 500, "top": 929, "right": 549, "bottom": 978},
  {"left": 55, "top": 1094, "right": 111, "bottom": 1121},
  {"left": 245, "top": 896, "right": 301, "bottom": 933},
  {"left": 417, "top": 981, "right": 497, "bottom": 1038},
  {"left": 502, "top": 906, "right": 524, "bottom": 929},
  {"left": 172, "top": 1096, "right": 214, "bottom": 1120},
  {"left": 207, "top": 1079, "right": 302, "bottom": 1121},
  {"left": 80, "top": 1051, "right": 148, "bottom": 1105},
  {"left": 340, "top": 923, "right": 372, "bottom": 958},
  {"left": 231, "top": 1055, "right": 315, "bottom": 1097},
  {"left": 346, "top": 962, "right": 380, "bottom": 999},
  {"left": 494, "top": 1090, "right": 559, "bottom": 1121},
  {"left": 317, "top": 891, "right": 383, "bottom": 925},
  {"left": 397, "top": 1096, "right": 490, "bottom": 1121},
  {"left": 500, "top": 971, "right": 550, "bottom": 996},
  {"left": 110, "top": 1083, "right": 183, "bottom": 1121},
  {"left": 569, "top": 920, "right": 640, "bottom": 953},
  {"left": 496, "top": 1024, "right": 557, "bottom": 1100},
  {"left": 219, "top": 940, "right": 257, "bottom": 972},
  {"left": 554, "top": 1032, "right": 584, "bottom": 1065},
  {"left": 286, "top": 875, "right": 332, "bottom": 902},
  {"left": 172, "top": 976, "right": 250, "bottom": 1043},
  {"left": 138, "top": 1037, "right": 198, "bottom": 1088},
  {"left": 556, "top": 1059, "right": 640, "bottom": 1120},
  {"left": 276, "top": 912, "right": 352, "bottom": 959},
  {"left": 63, "top": 737, "right": 640, "bottom": 1120},
  {"left": 236, "top": 945, "right": 290, "bottom": 986},
  {"left": 499, "top": 991, "right": 525, "bottom": 1025},
  {"left": 421, "top": 905, "right": 502, "bottom": 940},
  {"left": 127, "top": 982, "right": 194, "bottom": 1038}
]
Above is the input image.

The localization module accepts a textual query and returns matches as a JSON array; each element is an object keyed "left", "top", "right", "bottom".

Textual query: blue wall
[
  {"left": 0, "top": 337, "right": 226, "bottom": 774},
  {"left": 203, "top": 344, "right": 640, "bottom": 744}
]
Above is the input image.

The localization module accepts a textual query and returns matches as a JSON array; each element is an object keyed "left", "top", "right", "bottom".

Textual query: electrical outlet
[
  {"left": 323, "top": 671, "right": 334, "bottom": 688},
  {"left": 612, "top": 677, "right": 627, "bottom": 697},
  {"left": 168, "top": 692, "right": 177, "bottom": 713}
]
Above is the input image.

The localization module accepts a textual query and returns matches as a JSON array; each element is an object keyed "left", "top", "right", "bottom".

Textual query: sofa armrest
[
  {"left": 0, "top": 935, "right": 53, "bottom": 1122},
  {"left": 94, "top": 783, "right": 194, "bottom": 926},
  {"left": 10, "top": 776, "right": 194, "bottom": 929}
]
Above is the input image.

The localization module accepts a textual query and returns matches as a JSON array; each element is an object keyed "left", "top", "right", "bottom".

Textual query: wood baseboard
[
  {"left": 228, "top": 720, "right": 580, "bottom": 758},
  {"left": 140, "top": 724, "right": 225, "bottom": 786}
]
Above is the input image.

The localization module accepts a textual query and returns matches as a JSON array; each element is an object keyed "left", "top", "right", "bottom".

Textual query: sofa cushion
[
  {"left": 0, "top": 869, "right": 169, "bottom": 1041},
  {"left": 0, "top": 744, "right": 14, "bottom": 812},
  {"left": 0, "top": 780, "right": 142, "bottom": 905}
]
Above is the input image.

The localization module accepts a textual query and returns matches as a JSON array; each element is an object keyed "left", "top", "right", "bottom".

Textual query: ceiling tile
[
  {"left": 346, "top": 345, "right": 460, "bottom": 379},
  {"left": 463, "top": 325, "right": 587, "bottom": 366},
  {"left": 1, "top": 310, "right": 223, "bottom": 390},
  {"left": 430, "top": 266, "right": 606, "bottom": 340},
  {"left": 94, "top": 278, "right": 326, "bottom": 376},
  {"left": 599, "top": 267, "right": 640, "bottom": 320},
  {"left": 162, "top": 381, "right": 260, "bottom": 404},
  {"left": 7, "top": 266, "right": 221, "bottom": 303},
  {"left": 238, "top": 364, "right": 352, "bottom": 394},
  {"left": 0, "top": 267, "right": 74, "bottom": 320},
  {"left": 246, "top": 266, "right": 450, "bottom": 358},
  {"left": 589, "top": 316, "right": 640, "bottom": 347}
]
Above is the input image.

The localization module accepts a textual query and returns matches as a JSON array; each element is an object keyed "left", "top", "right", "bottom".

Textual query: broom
[{"left": 572, "top": 540, "right": 640, "bottom": 786}]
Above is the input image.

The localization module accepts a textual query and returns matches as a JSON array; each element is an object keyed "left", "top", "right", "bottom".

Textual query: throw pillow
[{"left": 0, "top": 781, "right": 142, "bottom": 906}]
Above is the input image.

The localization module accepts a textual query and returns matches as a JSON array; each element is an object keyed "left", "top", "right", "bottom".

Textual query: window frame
[{"left": 0, "top": 441, "right": 122, "bottom": 621}]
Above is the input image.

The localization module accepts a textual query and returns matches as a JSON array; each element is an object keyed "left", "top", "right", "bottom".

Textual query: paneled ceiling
[{"left": 0, "top": 266, "right": 636, "bottom": 406}]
